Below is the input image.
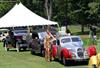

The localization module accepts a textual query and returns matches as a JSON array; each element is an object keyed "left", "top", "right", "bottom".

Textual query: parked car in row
[
  {"left": 29, "top": 30, "right": 47, "bottom": 56},
  {"left": 4, "top": 30, "right": 30, "bottom": 52},
  {"left": 50, "top": 31, "right": 97, "bottom": 65},
  {"left": 29, "top": 28, "right": 57, "bottom": 56}
]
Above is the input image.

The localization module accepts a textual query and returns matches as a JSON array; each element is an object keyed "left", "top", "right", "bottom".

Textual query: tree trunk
[
  {"left": 81, "top": 24, "right": 84, "bottom": 33},
  {"left": 45, "top": 0, "right": 52, "bottom": 20}
]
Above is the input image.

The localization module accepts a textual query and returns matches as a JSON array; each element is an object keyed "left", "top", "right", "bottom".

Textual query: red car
[{"left": 51, "top": 35, "right": 96, "bottom": 66}]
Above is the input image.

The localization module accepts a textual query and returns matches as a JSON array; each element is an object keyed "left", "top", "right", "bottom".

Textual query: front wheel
[
  {"left": 62, "top": 56, "right": 67, "bottom": 66},
  {"left": 23, "top": 47, "right": 27, "bottom": 51},
  {"left": 62, "top": 56, "right": 71, "bottom": 66},
  {"left": 5, "top": 44, "right": 9, "bottom": 51},
  {"left": 41, "top": 50, "right": 45, "bottom": 57},
  {"left": 31, "top": 49, "right": 35, "bottom": 55},
  {"left": 5, "top": 46, "right": 9, "bottom": 51}
]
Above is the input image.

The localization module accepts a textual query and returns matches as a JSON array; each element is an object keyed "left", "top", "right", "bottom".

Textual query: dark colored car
[
  {"left": 4, "top": 30, "right": 30, "bottom": 52},
  {"left": 29, "top": 30, "right": 47, "bottom": 56}
]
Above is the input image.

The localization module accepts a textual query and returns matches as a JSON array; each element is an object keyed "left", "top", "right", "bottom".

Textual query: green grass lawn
[
  {"left": 1, "top": 40, "right": 100, "bottom": 68},
  {"left": 0, "top": 42, "right": 88, "bottom": 68},
  {"left": 0, "top": 25, "right": 99, "bottom": 68}
]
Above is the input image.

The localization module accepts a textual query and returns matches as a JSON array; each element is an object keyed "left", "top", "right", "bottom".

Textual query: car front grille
[{"left": 77, "top": 52, "right": 84, "bottom": 58}]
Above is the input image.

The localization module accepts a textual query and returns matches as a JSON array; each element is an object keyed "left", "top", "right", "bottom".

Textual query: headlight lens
[
  {"left": 23, "top": 35, "right": 26, "bottom": 40},
  {"left": 84, "top": 50, "right": 88, "bottom": 56},
  {"left": 72, "top": 53, "right": 76, "bottom": 58}
]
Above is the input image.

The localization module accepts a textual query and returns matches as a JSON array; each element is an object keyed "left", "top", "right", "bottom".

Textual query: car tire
[
  {"left": 40, "top": 46, "right": 45, "bottom": 57},
  {"left": 62, "top": 55, "right": 71, "bottom": 66},
  {"left": 5, "top": 47, "right": 9, "bottom": 51},
  {"left": 23, "top": 47, "right": 27, "bottom": 51},
  {"left": 5, "top": 44, "right": 9, "bottom": 51},
  {"left": 41, "top": 50, "right": 45, "bottom": 57},
  {"left": 62, "top": 56, "right": 67, "bottom": 66},
  {"left": 31, "top": 49, "right": 35, "bottom": 55}
]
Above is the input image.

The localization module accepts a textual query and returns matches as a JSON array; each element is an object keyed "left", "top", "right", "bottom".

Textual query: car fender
[
  {"left": 87, "top": 45, "right": 96, "bottom": 57},
  {"left": 51, "top": 45, "right": 57, "bottom": 58},
  {"left": 61, "top": 48, "right": 72, "bottom": 59}
]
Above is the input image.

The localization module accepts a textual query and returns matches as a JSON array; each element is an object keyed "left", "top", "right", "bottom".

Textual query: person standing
[
  {"left": 44, "top": 29, "right": 54, "bottom": 62},
  {"left": 66, "top": 29, "right": 71, "bottom": 36},
  {"left": 89, "top": 25, "right": 97, "bottom": 44}
]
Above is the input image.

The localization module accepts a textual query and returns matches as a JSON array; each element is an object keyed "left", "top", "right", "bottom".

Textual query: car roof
[
  {"left": 12, "top": 30, "right": 28, "bottom": 32},
  {"left": 13, "top": 30, "right": 28, "bottom": 31},
  {"left": 59, "top": 36, "right": 80, "bottom": 39}
]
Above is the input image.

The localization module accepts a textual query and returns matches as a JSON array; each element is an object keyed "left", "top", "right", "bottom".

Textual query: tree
[
  {"left": 52, "top": 0, "right": 69, "bottom": 26},
  {"left": 0, "top": 0, "right": 15, "bottom": 17},
  {"left": 86, "top": 2, "right": 100, "bottom": 25},
  {"left": 45, "top": 0, "right": 53, "bottom": 20},
  {"left": 66, "top": 0, "right": 100, "bottom": 32}
]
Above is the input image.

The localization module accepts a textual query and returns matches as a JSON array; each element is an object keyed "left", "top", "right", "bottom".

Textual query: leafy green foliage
[
  {"left": 0, "top": 2, "right": 15, "bottom": 17},
  {"left": 0, "top": 0, "right": 100, "bottom": 27}
]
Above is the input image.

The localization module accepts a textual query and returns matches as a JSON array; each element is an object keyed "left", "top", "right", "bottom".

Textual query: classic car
[
  {"left": 29, "top": 30, "right": 47, "bottom": 56},
  {"left": 29, "top": 27, "right": 57, "bottom": 56},
  {"left": 51, "top": 35, "right": 97, "bottom": 65},
  {"left": 88, "top": 53, "right": 100, "bottom": 68},
  {"left": 4, "top": 30, "right": 30, "bottom": 52}
]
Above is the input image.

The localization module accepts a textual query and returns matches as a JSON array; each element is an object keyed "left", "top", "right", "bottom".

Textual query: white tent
[{"left": 0, "top": 3, "right": 57, "bottom": 28}]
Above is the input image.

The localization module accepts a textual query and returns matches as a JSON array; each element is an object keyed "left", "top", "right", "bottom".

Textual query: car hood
[{"left": 61, "top": 42, "right": 83, "bottom": 52}]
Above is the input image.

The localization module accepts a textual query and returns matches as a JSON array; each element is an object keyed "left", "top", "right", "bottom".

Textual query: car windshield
[
  {"left": 61, "top": 38, "right": 71, "bottom": 43},
  {"left": 72, "top": 37, "right": 81, "bottom": 42},
  {"left": 14, "top": 30, "right": 28, "bottom": 34},
  {"left": 38, "top": 32, "right": 47, "bottom": 40}
]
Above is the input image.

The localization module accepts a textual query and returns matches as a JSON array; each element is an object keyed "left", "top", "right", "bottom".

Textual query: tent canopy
[{"left": 0, "top": 3, "right": 57, "bottom": 28}]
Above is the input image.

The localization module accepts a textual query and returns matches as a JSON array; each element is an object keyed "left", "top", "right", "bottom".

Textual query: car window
[
  {"left": 38, "top": 32, "right": 47, "bottom": 40},
  {"left": 14, "top": 30, "right": 28, "bottom": 34},
  {"left": 72, "top": 37, "right": 81, "bottom": 42},
  {"left": 61, "top": 38, "right": 70, "bottom": 43}
]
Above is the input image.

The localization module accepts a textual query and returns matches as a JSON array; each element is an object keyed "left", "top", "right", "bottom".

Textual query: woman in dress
[{"left": 44, "top": 29, "right": 54, "bottom": 62}]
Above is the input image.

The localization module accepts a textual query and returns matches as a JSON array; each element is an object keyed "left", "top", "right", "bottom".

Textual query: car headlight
[
  {"left": 72, "top": 53, "right": 76, "bottom": 58},
  {"left": 84, "top": 50, "right": 89, "bottom": 56},
  {"left": 23, "top": 35, "right": 26, "bottom": 40}
]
